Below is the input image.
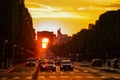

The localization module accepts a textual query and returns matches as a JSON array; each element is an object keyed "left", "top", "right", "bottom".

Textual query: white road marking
[
  {"left": 83, "top": 70, "right": 89, "bottom": 72},
  {"left": 13, "top": 77, "right": 20, "bottom": 79},
  {"left": 25, "top": 77, "right": 32, "bottom": 79},
  {"left": 100, "top": 76, "right": 107, "bottom": 79},
  {"left": 60, "top": 72, "right": 64, "bottom": 74},
  {"left": 75, "top": 76, "right": 82, "bottom": 78},
  {"left": 60, "top": 76, "right": 69, "bottom": 78},
  {"left": 52, "top": 72, "right": 56, "bottom": 74},
  {"left": 1, "top": 75, "right": 120, "bottom": 79},
  {"left": 38, "top": 76, "right": 45, "bottom": 78},
  {"left": 70, "top": 71, "right": 74, "bottom": 74},
  {"left": 86, "top": 76, "right": 95, "bottom": 78},
  {"left": 74, "top": 69, "right": 79, "bottom": 72},
  {"left": 49, "top": 76, "right": 57, "bottom": 78}
]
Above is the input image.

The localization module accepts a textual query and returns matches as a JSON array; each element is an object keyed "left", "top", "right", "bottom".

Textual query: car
[
  {"left": 112, "top": 58, "right": 120, "bottom": 68},
  {"left": 60, "top": 59, "right": 73, "bottom": 71},
  {"left": 38, "top": 60, "right": 56, "bottom": 72},
  {"left": 90, "top": 59, "right": 102, "bottom": 67},
  {"left": 26, "top": 58, "right": 35, "bottom": 66}
]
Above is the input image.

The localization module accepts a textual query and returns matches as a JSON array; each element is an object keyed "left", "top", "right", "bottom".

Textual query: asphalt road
[{"left": 0, "top": 62, "right": 120, "bottom": 80}]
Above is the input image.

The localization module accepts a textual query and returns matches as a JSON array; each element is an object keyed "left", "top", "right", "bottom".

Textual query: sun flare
[{"left": 42, "top": 38, "right": 49, "bottom": 48}]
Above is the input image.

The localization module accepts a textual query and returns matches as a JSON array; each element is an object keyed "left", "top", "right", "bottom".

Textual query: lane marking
[
  {"left": 86, "top": 76, "right": 95, "bottom": 78},
  {"left": 49, "top": 76, "right": 57, "bottom": 78},
  {"left": 74, "top": 69, "right": 79, "bottom": 72},
  {"left": 83, "top": 70, "right": 89, "bottom": 72},
  {"left": 60, "top": 76, "right": 69, "bottom": 78},
  {"left": 13, "top": 77, "right": 20, "bottom": 79},
  {"left": 26, "top": 77, "right": 32, "bottom": 79},
  {"left": 100, "top": 76, "right": 107, "bottom": 79},
  {"left": 75, "top": 76, "right": 82, "bottom": 78},
  {"left": 70, "top": 72, "right": 74, "bottom": 74},
  {"left": 60, "top": 72, "right": 64, "bottom": 74},
  {"left": 38, "top": 76, "right": 45, "bottom": 78}
]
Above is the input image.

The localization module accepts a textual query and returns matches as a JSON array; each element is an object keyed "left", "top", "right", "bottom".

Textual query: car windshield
[
  {"left": 47, "top": 61, "right": 54, "bottom": 64},
  {"left": 27, "top": 59, "right": 35, "bottom": 62},
  {"left": 62, "top": 62, "right": 71, "bottom": 64},
  {"left": 41, "top": 61, "right": 54, "bottom": 64}
]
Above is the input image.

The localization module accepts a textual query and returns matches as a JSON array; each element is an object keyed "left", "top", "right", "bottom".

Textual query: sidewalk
[
  {"left": 0, "top": 66, "right": 15, "bottom": 73},
  {"left": 92, "top": 65, "right": 120, "bottom": 73},
  {"left": 78, "top": 61, "right": 120, "bottom": 73},
  {"left": 0, "top": 63, "right": 25, "bottom": 73}
]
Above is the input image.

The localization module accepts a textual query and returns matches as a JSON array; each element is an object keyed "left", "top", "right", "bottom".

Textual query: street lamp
[{"left": 2, "top": 40, "right": 9, "bottom": 69}]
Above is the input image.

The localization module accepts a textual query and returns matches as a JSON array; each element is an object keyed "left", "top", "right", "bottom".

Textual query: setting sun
[{"left": 42, "top": 38, "right": 49, "bottom": 48}]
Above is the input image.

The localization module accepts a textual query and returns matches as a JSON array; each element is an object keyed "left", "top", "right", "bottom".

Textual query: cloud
[
  {"left": 79, "top": 0, "right": 120, "bottom": 9},
  {"left": 27, "top": 4, "right": 88, "bottom": 18},
  {"left": 78, "top": 6, "right": 118, "bottom": 11},
  {"left": 104, "top": 3, "right": 120, "bottom": 8},
  {"left": 39, "top": 4, "right": 63, "bottom": 11}
]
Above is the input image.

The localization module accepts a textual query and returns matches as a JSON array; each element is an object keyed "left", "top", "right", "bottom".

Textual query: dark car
[
  {"left": 38, "top": 60, "right": 56, "bottom": 72},
  {"left": 60, "top": 60, "right": 73, "bottom": 71},
  {"left": 113, "top": 58, "right": 120, "bottom": 68},
  {"left": 26, "top": 58, "right": 35, "bottom": 66},
  {"left": 90, "top": 59, "right": 102, "bottom": 67}
]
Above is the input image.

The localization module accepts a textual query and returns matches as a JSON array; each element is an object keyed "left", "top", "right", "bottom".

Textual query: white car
[
  {"left": 60, "top": 60, "right": 73, "bottom": 71},
  {"left": 38, "top": 60, "right": 56, "bottom": 72}
]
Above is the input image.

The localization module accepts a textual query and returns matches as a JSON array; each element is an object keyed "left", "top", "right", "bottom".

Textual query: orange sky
[{"left": 25, "top": 0, "right": 120, "bottom": 36}]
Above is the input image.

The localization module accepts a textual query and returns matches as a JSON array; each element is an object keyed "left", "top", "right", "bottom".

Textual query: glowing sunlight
[{"left": 42, "top": 38, "right": 49, "bottom": 48}]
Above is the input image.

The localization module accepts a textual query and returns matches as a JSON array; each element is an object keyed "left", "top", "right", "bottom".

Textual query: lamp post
[
  {"left": 13, "top": 44, "right": 17, "bottom": 65},
  {"left": 12, "top": 0, "right": 18, "bottom": 66},
  {"left": 3, "top": 40, "right": 9, "bottom": 69}
]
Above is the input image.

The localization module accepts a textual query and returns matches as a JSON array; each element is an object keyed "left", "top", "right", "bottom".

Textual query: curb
[
  {"left": 0, "top": 63, "right": 25, "bottom": 73},
  {"left": 6, "top": 67, "right": 16, "bottom": 73},
  {"left": 91, "top": 67, "right": 120, "bottom": 73}
]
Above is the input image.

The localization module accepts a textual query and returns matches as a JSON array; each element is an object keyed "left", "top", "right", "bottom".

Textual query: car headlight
[
  {"left": 53, "top": 65, "right": 56, "bottom": 67},
  {"left": 42, "top": 65, "right": 46, "bottom": 68},
  {"left": 71, "top": 65, "right": 73, "bottom": 67},
  {"left": 61, "top": 65, "right": 63, "bottom": 67},
  {"left": 33, "top": 62, "right": 35, "bottom": 63}
]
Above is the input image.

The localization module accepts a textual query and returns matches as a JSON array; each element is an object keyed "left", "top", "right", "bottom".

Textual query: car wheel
[
  {"left": 60, "top": 68, "right": 62, "bottom": 71},
  {"left": 52, "top": 68, "right": 56, "bottom": 72},
  {"left": 71, "top": 68, "right": 73, "bottom": 71},
  {"left": 40, "top": 68, "right": 44, "bottom": 72}
]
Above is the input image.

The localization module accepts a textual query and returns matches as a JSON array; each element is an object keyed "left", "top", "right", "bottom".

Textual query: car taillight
[{"left": 42, "top": 65, "right": 46, "bottom": 68}]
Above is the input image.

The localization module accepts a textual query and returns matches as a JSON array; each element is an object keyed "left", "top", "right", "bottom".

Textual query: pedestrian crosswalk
[
  {"left": 0, "top": 75, "right": 120, "bottom": 80},
  {"left": 0, "top": 64, "right": 120, "bottom": 80}
]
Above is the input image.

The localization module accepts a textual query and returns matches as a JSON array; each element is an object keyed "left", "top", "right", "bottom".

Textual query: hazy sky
[{"left": 25, "top": 0, "right": 120, "bottom": 36}]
